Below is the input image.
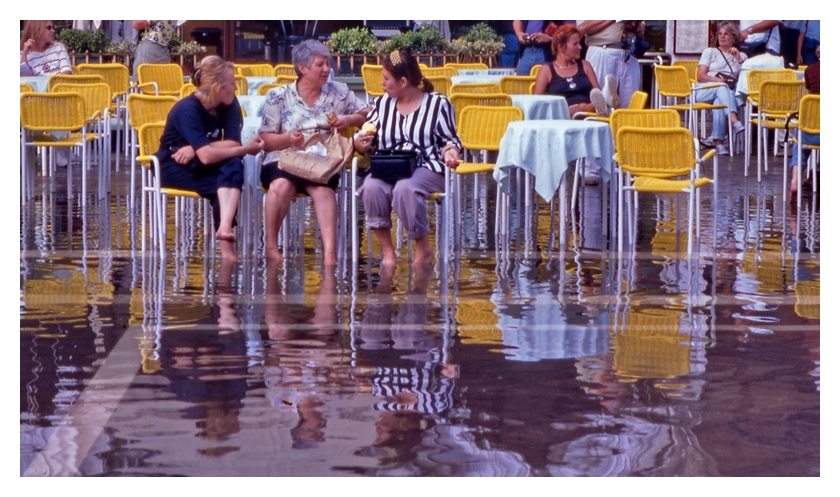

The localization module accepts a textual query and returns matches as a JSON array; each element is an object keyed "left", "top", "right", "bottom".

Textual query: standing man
[
  {"left": 577, "top": 20, "right": 644, "bottom": 109},
  {"left": 513, "top": 21, "right": 553, "bottom": 75}
]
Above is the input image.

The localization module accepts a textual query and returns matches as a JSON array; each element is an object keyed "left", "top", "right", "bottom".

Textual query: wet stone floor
[{"left": 20, "top": 149, "right": 819, "bottom": 476}]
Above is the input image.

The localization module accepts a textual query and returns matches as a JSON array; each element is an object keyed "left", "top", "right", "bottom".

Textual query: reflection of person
[
  {"left": 20, "top": 21, "right": 72, "bottom": 76},
  {"left": 260, "top": 40, "right": 370, "bottom": 264},
  {"left": 156, "top": 56, "right": 264, "bottom": 260},
  {"left": 132, "top": 20, "right": 179, "bottom": 74},
  {"left": 354, "top": 50, "right": 461, "bottom": 268},
  {"left": 695, "top": 21, "right": 747, "bottom": 156},
  {"left": 577, "top": 20, "right": 644, "bottom": 109}
]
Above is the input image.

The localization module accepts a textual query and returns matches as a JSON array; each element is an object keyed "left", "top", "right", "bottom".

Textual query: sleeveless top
[{"left": 546, "top": 60, "right": 592, "bottom": 106}]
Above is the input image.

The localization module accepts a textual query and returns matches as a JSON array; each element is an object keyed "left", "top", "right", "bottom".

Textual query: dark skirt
[{"left": 260, "top": 161, "right": 340, "bottom": 194}]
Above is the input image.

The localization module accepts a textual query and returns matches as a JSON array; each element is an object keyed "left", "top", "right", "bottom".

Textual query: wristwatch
[{"left": 747, "top": 27, "right": 754, "bottom": 35}]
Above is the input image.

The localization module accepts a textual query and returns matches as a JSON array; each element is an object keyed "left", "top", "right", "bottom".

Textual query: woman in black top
[{"left": 533, "top": 24, "right": 607, "bottom": 117}]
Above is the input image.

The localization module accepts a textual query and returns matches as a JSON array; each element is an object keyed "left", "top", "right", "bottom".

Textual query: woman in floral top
[
  {"left": 132, "top": 20, "right": 180, "bottom": 74},
  {"left": 259, "top": 40, "right": 370, "bottom": 264}
]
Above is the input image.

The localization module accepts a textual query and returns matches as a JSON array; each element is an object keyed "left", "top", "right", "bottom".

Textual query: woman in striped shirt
[
  {"left": 354, "top": 50, "right": 462, "bottom": 267},
  {"left": 20, "top": 20, "right": 72, "bottom": 76}
]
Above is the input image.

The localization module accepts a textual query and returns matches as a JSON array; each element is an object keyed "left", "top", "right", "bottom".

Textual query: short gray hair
[{"left": 291, "top": 39, "right": 331, "bottom": 77}]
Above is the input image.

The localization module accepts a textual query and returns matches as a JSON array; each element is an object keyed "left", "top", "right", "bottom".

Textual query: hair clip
[
  {"left": 390, "top": 50, "right": 402, "bottom": 66},
  {"left": 193, "top": 68, "right": 202, "bottom": 86}
]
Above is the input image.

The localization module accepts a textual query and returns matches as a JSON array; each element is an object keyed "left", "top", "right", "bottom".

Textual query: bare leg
[
  {"left": 264, "top": 178, "right": 296, "bottom": 260},
  {"left": 215, "top": 187, "right": 241, "bottom": 261},
  {"left": 790, "top": 165, "right": 800, "bottom": 195},
  {"left": 305, "top": 184, "right": 338, "bottom": 266},
  {"left": 373, "top": 228, "right": 397, "bottom": 267},
  {"left": 412, "top": 234, "right": 435, "bottom": 267}
]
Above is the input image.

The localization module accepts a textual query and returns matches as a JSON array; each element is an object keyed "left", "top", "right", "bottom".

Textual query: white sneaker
[
  {"left": 603, "top": 74, "right": 620, "bottom": 108},
  {"left": 590, "top": 89, "right": 609, "bottom": 117},
  {"left": 732, "top": 121, "right": 745, "bottom": 135},
  {"left": 715, "top": 144, "right": 729, "bottom": 156},
  {"left": 56, "top": 148, "right": 69, "bottom": 167},
  {"left": 700, "top": 137, "right": 715, "bottom": 149}
]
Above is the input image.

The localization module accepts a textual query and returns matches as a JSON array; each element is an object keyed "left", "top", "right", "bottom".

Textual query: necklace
[{"left": 554, "top": 60, "right": 575, "bottom": 70}]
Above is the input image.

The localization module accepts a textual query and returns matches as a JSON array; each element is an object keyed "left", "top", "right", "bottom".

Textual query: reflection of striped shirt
[
  {"left": 20, "top": 43, "right": 71, "bottom": 76},
  {"left": 363, "top": 92, "right": 461, "bottom": 174},
  {"left": 369, "top": 359, "right": 455, "bottom": 415}
]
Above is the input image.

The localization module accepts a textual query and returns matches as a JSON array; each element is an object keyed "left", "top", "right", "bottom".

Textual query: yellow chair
[
  {"left": 136, "top": 63, "right": 184, "bottom": 97},
  {"left": 672, "top": 59, "right": 699, "bottom": 84},
  {"left": 785, "top": 94, "right": 819, "bottom": 208},
  {"left": 47, "top": 73, "right": 105, "bottom": 91},
  {"left": 751, "top": 80, "right": 806, "bottom": 182},
  {"left": 76, "top": 63, "right": 131, "bottom": 165},
  {"left": 448, "top": 93, "right": 512, "bottom": 128},
  {"left": 743, "top": 69, "right": 798, "bottom": 176},
  {"left": 274, "top": 63, "right": 295, "bottom": 76},
  {"left": 450, "top": 82, "right": 502, "bottom": 94},
  {"left": 361, "top": 64, "right": 385, "bottom": 103},
  {"left": 20, "top": 92, "right": 96, "bottom": 200},
  {"left": 234, "top": 75, "right": 248, "bottom": 95},
  {"left": 425, "top": 75, "right": 451, "bottom": 96},
  {"left": 455, "top": 105, "right": 524, "bottom": 247},
  {"left": 580, "top": 90, "right": 648, "bottom": 122},
  {"left": 257, "top": 83, "right": 280, "bottom": 96},
  {"left": 127, "top": 94, "right": 178, "bottom": 203},
  {"left": 275, "top": 74, "right": 297, "bottom": 86},
  {"left": 179, "top": 83, "right": 197, "bottom": 99},
  {"left": 608, "top": 107, "right": 679, "bottom": 142},
  {"left": 444, "top": 62, "right": 488, "bottom": 71},
  {"left": 530, "top": 64, "right": 542, "bottom": 77},
  {"left": 499, "top": 75, "right": 536, "bottom": 95},
  {"left": 422, "top": 66, "right": 457, "bottom": 79},
  {"left": 20, "top": 83, "right": 34, "bottom": 93},
  {"left": 615, "top": 126, "right": 717, "bottom": 254},
  {"left": 236, "top": 63, "right": 274, "bottom": 77}
]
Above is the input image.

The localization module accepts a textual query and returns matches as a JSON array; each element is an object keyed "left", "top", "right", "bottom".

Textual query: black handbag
[
  {"left": 716, "top": 48, "right": 739, "bottom": 90},
  {"left": 370, "top": 148, "right": 420, "bottom": 184}
]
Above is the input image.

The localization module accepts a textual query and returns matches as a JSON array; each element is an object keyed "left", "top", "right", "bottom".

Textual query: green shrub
[{"left": 327, "top": 27, "right": 377, "bottom": 55}]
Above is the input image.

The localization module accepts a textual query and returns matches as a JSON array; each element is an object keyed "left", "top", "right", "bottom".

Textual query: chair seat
[
  {"left": 632, "top": 175, "right": 713, "bottom": 192},
  {"left": 160, "top": 188, "right": 203, "bottom": 199},
  {"left": 31, "top": 133, "right": 97, "bottom": 147},
  {"left": 668, "top": 102, "right": 727, "bottom": 111},
  {"left": 456, "top": 162, "right": 495, "bottom": 175},
  {"left": 751, "top": 118, "right": 796, "bottom": 129}
]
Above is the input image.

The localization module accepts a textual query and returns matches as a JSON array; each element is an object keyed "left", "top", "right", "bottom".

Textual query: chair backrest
[
  {"left": 180, "top": 83, "right": 197, "bottom": 99},
  {"left": 450, "top": 82, "right": 502, "bottom": 94},
  {"left": 137, "top": 64, "right": 184, "bottom": 96},
  {"left": 747, "top": 69, "right": 797, "bottom": 94},
  {"left": 422, "top": 66, "right": 456, "bottom": 79},
  {"left": 20, "top": 92, "right": 86, "bottom": 131},
  {"left": 361, "top": 64, "right": 385, "bottom": 97},
  {"left": 127, "top": 93, "right": 177, "bottom": 130},
  {"left": 234, "top": 75, "right": 248, "bottom": 95},
  {"left": 499, "top": 75, "right": 536, "bottom": 95},
  {"left": 425, "top": 75, "right": 451, "bottom": 97},
  {"left": 609, "top": 108, "right": 681, "bottom": 142},
  {"left": 449, "top": 93, "right": 512, "bottom": 127},
  {"left": 275, "top": 74, "right": 297, "bottom": 86},
  {"left": 137, "top": 122, "right": 166, "bottom": 162},
  {"left": 52, "top": 83, "right": 112, "bottom": 121},
  {"left": 628, "top": 91, "right": 649, "bottom": 110},
  {"left": 76, "top": 63, "right": 131, "bottom": 95},
  {"left": 672, "top": 59, "right": 699, "bottom": 83},
  {"left": 444, "top": 63, "right": 489, "bottom": 71},
  {"left": 458, "top": 105, "right": 524, "bottom": 152},
  {"left": 20, "top": 83, "right": 34, "bottom": 93},
  {"left": 616, "top": 126, "right": 696, "bottom": 176},
  {"left": 758, "top": 80, "right": 806, "bottom": 116},
  {"left": 236, "top": 63, "right": 274, "bottom": 77},
  {"left": 258, "top": 83, "right": 280, "bottom": 96},
  {"left": 654, "top": 65, "right": 691, "bottom": 98},
  {"left": 530, "top": 64, "right": 541, "bottom": 77},
  {"left": 798, "top": 94, "right": 820, "bottom": 134},
  {"left": 47, "top": 74, "right": 105, "bottom": 91},
  {"left": 274, "top": 63, "right": 296, "bottom": 76}
]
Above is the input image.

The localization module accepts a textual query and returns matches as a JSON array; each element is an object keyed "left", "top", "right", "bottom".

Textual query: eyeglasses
[{"left": 45, "top": 25, "right": 55, "bottom": 31}]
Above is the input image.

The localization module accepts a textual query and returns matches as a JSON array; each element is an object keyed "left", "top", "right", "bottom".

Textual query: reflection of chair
[
  {"left": 20, "top": 92, "right": 95, "bottom": 200},
  {"left": 127, "top": 94, "right": 177, "bottom": 203},
  {"left": 361, "top": 64, "right": 384, "bottom": 103},
  {"left": 234, "top": 75, "right": 248, "bottom": 95},
  {"left": 672, "top": 59, "right": 699, "bottom": 83},
  {"left": 136, "top": 63, "right": 183, "bottom": 97},
  {"left": 784, "top": 94, "right": 819, "bottom": 208},
  {"left": 499, "top": 75, "right": 536, "bottom": 95},
  {"left": 274, "top": 63, "right": 295, "bottom": 76},
  {"left": 47, "top": 73, "right": 105, "bottom": 91},
  {"left": 236, "top": 63, "right": 274, "bottom": 77},
  {"left": 444, "top": 62, "right": 488, "bottom": 71},
  {"left": 425, "top": 75, "right": 451, "bottom": 97},
  {"left": 450, "top": 82, "right": 502, "bottom": 94},
  {"left": 449, "top": 93, "right": 512, "bottom": 128},
  {"left": 751, "top": 80, "right": 806, "bottom": 182},
  {"left": 456, "top": 105, "right": 524, "bottom": 248},
  {"left": 615, "top": 126, "right": 717, "bottom": 254}
]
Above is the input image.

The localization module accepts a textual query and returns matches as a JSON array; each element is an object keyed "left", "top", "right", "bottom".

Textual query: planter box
[
  {"left": 333, "top": 53, "right": 464, "bottom": 76},
  {"left": 69, "top": 52, "right": 133, "bottom": 66}
]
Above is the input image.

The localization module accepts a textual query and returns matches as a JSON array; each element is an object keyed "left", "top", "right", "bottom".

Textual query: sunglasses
[{"left": 45, "top": 25, "right": 55, "bottom": 31}]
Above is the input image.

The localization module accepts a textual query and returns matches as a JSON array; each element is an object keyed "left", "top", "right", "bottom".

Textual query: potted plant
[
  {"left": 56, "top": 27, "right": 111, "bottom": 64},
  {"left": 450, "top": 23, "right": 505, "bottom": 67},
  {"left": 326, "top": 27, "right": 377, "bottom": 75}
]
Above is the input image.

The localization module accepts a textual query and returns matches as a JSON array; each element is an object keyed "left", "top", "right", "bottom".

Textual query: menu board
[{"left": 674, "top": 20, "right": 711, "bottom": 54}]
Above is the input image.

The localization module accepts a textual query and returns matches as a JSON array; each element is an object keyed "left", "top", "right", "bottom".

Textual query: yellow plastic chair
[
  {"left": 450, "top": 82, "right": 502, "bottom": 94},
  {"left": 673, "top": 59, "right": 699, "bottom": 84},
  {"left": 615, "top": 126, "right": 717, "bottom": 254},
  {"left": 361, "top": 64, "right": 385, "bottom": 103},
  {"left": 47, "top": 73, "right": 105, "bottom": 91},
  {"left": 275, "top": 74, "right": 297, "bottom": 86},
  {"left": 127, "top": 94, "right": 177, "bottom": 203},
  {"left": 456, "top": 105, "right": 524, "bottom": 247},
  {"left": 449, "top": 93, "right": 512, "bottom": 128},
  {"left": 743, "top": 69, "right": 798, "bottom": 175},
  {"left": 653, "top": 65, "right": 732, "bottom": 151},
  {"left": 234, "top": 75, "right": 248, "bottom": 95},
  {"left": 20, "top": 92, "right": 96, "bottom": 200},
  {"left": 751, "top": 80, "right": 806, "bottom": 182},
  {"left": 425, "top": 75, "right": 451, "bottom": 97},
  {"left": 20, "top": 83, "right": 34, "bottom": 93},
  {"left": 608, "top": 108, "right": 680, "bottom": 142},
  {"left": 179, "top": 83, "right": 197, "bottom": 99},
  {"left": 530, "top": 64, "right": 542, "bottom": 77},
  {"left": 257, "top": 83, "right": 280, "bottom": 96},
  {"left": 444, "top": 63, "right": 489, "bottom": 71},
  {"left": 785, "top": 94, "right": 819, "bottom": 208},
  {"left": 76, "top": 63, "right": 131, "bottom": 165},
  {"left": 236, "top": 63, "right": 274, "bottom": 77},
  {"left": 274, "top": 63, "right": 295, "bottom": 77},
  {"left": 136, "top": 63, "right": 184, "bottom": 97},
  {"left": 422, "top": 66, "right": 457, "bottom": 79},
  {"left": 580, "top": 90, "right": 648, "bottom": 122},
  {"left": 499, "top": 75, "right": 536, "bottom": 95}
]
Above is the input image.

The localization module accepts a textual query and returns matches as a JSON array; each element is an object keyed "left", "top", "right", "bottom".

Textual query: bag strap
[{"left": 717, "top": 48, "right": 736, "bottom": 74}]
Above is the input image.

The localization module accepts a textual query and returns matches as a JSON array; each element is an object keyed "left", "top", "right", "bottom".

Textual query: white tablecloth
[
  {"left": 510, "top": 95, "right": 569, "bottom": 121},
  {"left": 457, "top": 69, "right": 515, "bottom": 77},
  {"left": 238, "top": 95, "right": 266, "bottom": 118},
  {"left": 451, "top": 74, "right": 506, "bottom": 85},
  {"left": 245, "top": 76, "right": 277, "bottom": 96},
  {"left": 21, "top": 76, "right": 50, "bottom": 92},
  {"left": 493, "top": 120, "right": 614, "bottom": 202}
]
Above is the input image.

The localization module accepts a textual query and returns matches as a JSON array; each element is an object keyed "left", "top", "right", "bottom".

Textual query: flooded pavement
[{"left": 20, "top": 150, "right": 818, "bottom": 476}]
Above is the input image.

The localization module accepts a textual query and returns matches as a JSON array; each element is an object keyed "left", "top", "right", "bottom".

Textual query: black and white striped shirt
[{"left": 363, "top": 92, "right": 462, "bottom": 174}]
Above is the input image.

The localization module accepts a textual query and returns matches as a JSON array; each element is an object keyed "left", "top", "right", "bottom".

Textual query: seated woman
[
  {"left": 260, "top": 39, "right": 370, "bottom": 265},
  {"left": 157, "top": 55, "right": 264, "bottom": 261},
  {"left": 20, "top": 20, "right": 72, "bottom": 76},
  {"left": 695, "top": 21, "right": 747, "bottom": 156},
  {"left": 354, "top": 50, "right": 462, "bottom": 268},
  {"left": 533, "top": 23, "right": 608, "bottom": 118}
]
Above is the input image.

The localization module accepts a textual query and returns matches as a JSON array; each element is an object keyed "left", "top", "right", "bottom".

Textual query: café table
[
  {"left": 245, "top": 76, "right": 277, "bottom": 96},
  {"left": 451, "top": 74, "right": 506, "bottom": 85},
  {"left": 509, "top": 94, "right": 569, "bottom": 121},
  {"left": 238, "top": 94, "right": 266, "bottom": 118},
  {"left": 21, "top": 76, "right": 50, "bottom": 92},
  {"left": 456, "top": 69, "right": 515, "bottom": 77}
]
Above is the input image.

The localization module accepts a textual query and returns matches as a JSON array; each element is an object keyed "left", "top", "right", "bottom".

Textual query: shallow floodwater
[{"left": 20, "top": 152, "right": 818, "bottom": 476}]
